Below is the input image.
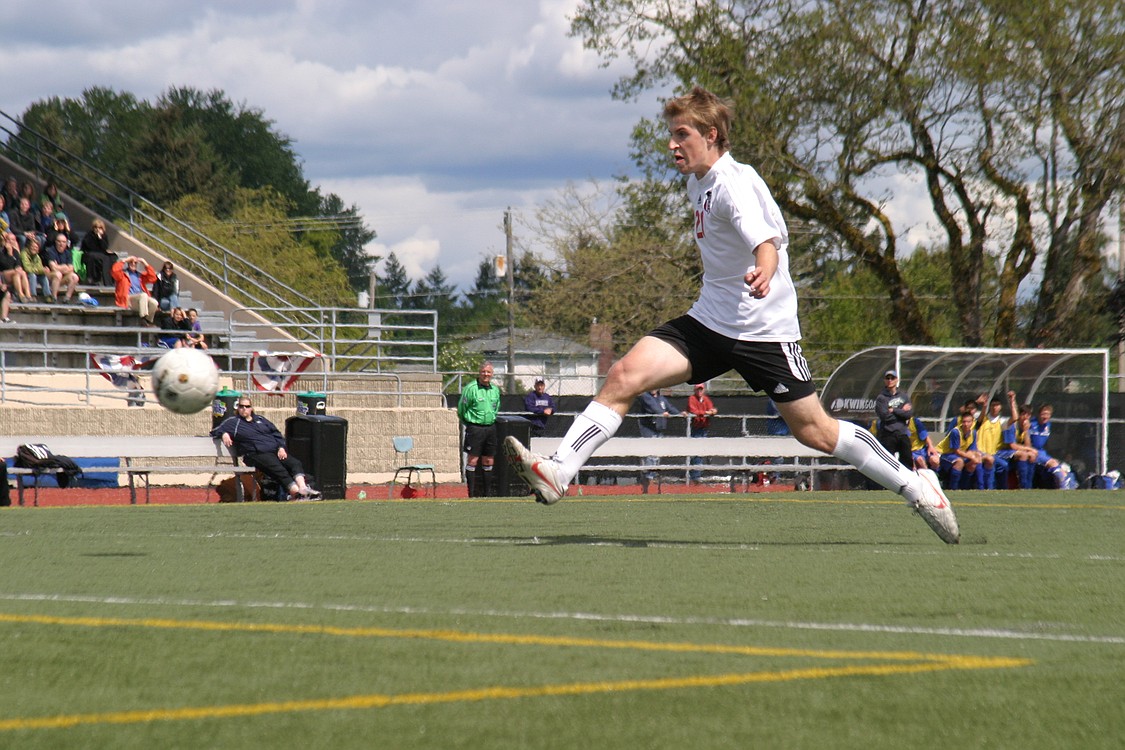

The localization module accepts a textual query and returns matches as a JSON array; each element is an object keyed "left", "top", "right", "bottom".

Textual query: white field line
[
  {"left": 0, "top": 591, "right": 1121, "bottom": 646},
  {"left": 3, "top": 528, "right": 1120, "bottom": 562}
]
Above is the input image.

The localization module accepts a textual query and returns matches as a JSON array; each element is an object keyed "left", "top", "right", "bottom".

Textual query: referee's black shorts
[
  {"left": 462, "top": 423, "right": 497, "bottom": 457},
  {"left": 647, "top": 315, "right": 817, "bottom": 403}
]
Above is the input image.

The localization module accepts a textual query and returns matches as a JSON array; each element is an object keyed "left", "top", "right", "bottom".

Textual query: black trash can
[
  {"left": 212, "top": 389, "right": 241, "bottom": 429},
  {"left": 285, "top": 414, "right": 348, "bottom": 499},
  {"left": 493, "top": 416, "right": 533, "bottom": 497},
  {"left": 296, "top": 391, "right": 327, "bottom": 416}
]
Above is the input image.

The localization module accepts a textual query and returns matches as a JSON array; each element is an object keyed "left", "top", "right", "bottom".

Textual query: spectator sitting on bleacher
[
  {"left": 18, "top": 235, "right": 51, "bottom": 301},
  {"left": 38, "top": 201, "right": 56, "bottom": 239},
  {"left": 17, "top": 181, "right": 35, "bottom": 208},
  {"left": 40, "top": 181, "right": 63, "bottom": 213},
  {"left": 0, "top": 195, "right": 9, "bottom": 235},
  {"left": 0, "top": 232, "right": 32, "bottom": 303},
  {"left": 45, "top": 213, "right": 71, "bottom": 249},
  {"left": 10, "top": 198, "right": 37, "bottom": 247},
  {"left": 45, "top": 233, "right": 79, "bottom": 304},
  {"left": 185, "top": 308, "right": 208, "bottom": 349},
  {"left": 79, "top": 219, "right": 115, "bottom": 286},
  {"left": 158, "top": 306, "right": 191, "bottom": 348},
  {"left": 111, "top": 255, "right": 159, "bottom": 324},
  {"left": 1, "top": 178, "right": 17, "bottom": 214},
  {"left": 0, "top": 275, "right": 12, "bottom": 323},
  {"left": 150, "top": 261, "right": 181, "bottom": 312}
]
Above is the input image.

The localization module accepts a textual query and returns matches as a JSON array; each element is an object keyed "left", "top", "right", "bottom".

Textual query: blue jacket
[
  {"left": 211, "top": 414, "right": 285, "bottom": 455},
  {"left": 638, "top": 391, "right": 677, "bottom": 436}
]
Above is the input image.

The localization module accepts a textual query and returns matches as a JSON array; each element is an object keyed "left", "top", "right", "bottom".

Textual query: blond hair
[{"left": 662, "top": 86, "right": 734, "bottom": 152}]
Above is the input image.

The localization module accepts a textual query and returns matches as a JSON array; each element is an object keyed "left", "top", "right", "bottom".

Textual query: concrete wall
[{"left": 1, "top": 400, "right": 462, "bottom": 485}]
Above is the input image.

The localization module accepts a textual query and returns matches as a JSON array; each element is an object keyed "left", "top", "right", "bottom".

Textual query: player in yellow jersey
[
  {"left": 973, "top": 391, "right": 1015, "bottom": 489},
  {"left": 908, "top": 416, "right": 941, "bottom": 471},
  {"left": 939, "top": 410, "right": 983, "bottom": 490}
]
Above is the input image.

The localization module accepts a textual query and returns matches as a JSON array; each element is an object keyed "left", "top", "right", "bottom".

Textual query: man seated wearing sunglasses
[{"left": 211, "top": 398, "right": 321, "bottom": 501}]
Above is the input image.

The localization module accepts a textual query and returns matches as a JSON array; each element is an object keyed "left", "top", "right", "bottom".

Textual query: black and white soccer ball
[{"left": 151, "top": 348, "right": 221, "bottom": 415}]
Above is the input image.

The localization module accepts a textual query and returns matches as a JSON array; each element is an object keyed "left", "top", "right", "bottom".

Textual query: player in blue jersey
[
  {"left": 1028, "top": 403, "right": 1066, "bottom": 488},
  {"left": 939, "top": 410, "right": 983, "bottom": 490}
]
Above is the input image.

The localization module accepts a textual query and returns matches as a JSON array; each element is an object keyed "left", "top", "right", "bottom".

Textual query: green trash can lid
[
  {"left": 216, "top": 388, "right": 241, "bottom": 397},
  {"left": 297, "top": 391, "right": 327, "bottom": 397}
]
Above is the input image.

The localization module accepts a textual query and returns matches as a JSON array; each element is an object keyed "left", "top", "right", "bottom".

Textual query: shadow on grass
[{"left": 480, "top": 534, "right": 895, "bottom": 548}]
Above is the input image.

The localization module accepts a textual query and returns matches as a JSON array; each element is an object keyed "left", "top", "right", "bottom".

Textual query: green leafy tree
[
  {"left": 377, "top": 252, "right": 412, "bottom": 309},
  {"left": 159, "top": 189, "right": 353, "bottom": 307},
  {"left": 521, "top": 180, "right": 696, "bottom": 354},
  {"left": 513, "top": 250, "right": 548, "bottom": 301},
  {"left": 125, "top": 107, "right": 237, "bottom": 209},
  {"left": 7, "top": 86, "right": 376, "bottom": 295},
  {"left": 10, "top": 88, "right": 151, "bottom": 214},
  {"left": 454, "top": 250, "right": 547, "bottom": 339},
  {"left": 158, "top": 87, "right": 312, "bottom": 212},
  {"left": 571, "top": 0, "right": 1125, "bottom": 348},
  {"left": 413, "top": 265, "right": 459, "bottom": 338},
  {"left": 314, "top": 191, "right": 377, "bottom": 293},
  {"left": 457, "top": 257, "right": 507, "bottom": 337}
]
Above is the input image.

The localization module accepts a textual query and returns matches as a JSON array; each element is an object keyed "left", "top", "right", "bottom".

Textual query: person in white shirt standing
[{"left": 504, "top": 86, "right": 958, "bottom": 543}]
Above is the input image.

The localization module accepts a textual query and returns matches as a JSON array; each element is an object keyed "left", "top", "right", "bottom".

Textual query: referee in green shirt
[{"left": 458, "top": 361, "right": 501, "bottom": 496}]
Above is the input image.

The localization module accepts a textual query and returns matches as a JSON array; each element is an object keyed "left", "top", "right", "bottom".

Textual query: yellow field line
[
  {"left": 0, "top": 612, "right": 1021, "bottom": 664},
  {"left": 0, "top": 612, "right": 1032, "bottom": 732},
  {"left": 0, "top": 660, "right": 1028, "bottom": 732}
]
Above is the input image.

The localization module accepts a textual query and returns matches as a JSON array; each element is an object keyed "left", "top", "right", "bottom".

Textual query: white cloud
[{"left": 2, "top": 0, "right": 662, "bottom": 292}]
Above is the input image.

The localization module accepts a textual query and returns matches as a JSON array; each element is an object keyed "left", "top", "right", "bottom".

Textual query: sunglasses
[{"left": 237, "top": 404, "right": 252, "bottom": 409}]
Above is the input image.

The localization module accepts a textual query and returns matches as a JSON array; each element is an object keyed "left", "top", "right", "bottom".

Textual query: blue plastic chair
[{"left": 389, "top": 436, "right": 436, "bottom": 498}]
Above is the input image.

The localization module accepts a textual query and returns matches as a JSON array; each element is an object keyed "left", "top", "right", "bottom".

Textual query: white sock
[
  {"left": 555, "top": 401, "right": 623, "bottom": 484},
  {"left": 832, "top": 420, "right": 921, "bottom": 504}
]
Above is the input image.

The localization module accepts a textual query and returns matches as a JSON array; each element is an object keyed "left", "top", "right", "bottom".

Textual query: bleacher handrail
[{"left": 0, "top": 109, "right": 320, "bottom": 325}]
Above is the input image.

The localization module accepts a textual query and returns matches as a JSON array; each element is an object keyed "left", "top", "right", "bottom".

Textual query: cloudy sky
[{"left": 1, "top": 0, "right": 663, "bottom": 293}]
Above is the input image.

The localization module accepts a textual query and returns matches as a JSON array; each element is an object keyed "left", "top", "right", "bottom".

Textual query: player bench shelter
[{"left": 821, "top": 346, "right": 1111, "bottom": 477}]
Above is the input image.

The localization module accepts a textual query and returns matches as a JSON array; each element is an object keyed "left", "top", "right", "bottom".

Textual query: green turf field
[{"left": 1, "top": 489, "right": 1122, "bottom": 749}]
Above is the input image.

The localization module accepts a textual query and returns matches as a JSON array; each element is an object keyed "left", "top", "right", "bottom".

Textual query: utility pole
[
  {"left": 504, "top": 208, "right": 516, "bottom": 393},
  {"left": 1118, "top": 197, "right": 1124, "bottom": 392}
]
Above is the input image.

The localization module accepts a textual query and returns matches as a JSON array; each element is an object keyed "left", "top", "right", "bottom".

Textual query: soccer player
[
  {"left": 908, "top": 416, "right": 941, "bottom": 472},
  {"left": 996, "top": 405, "right": 1038, "bottom": 490},
  {"left": 503, "top": 86, "right": 959, "bottom": 543},
  {"left": 1028, "top": 402, "right": 1066, "bottom": 488},
  {"left": 939, "top": 411, "right": 984, "bottom": 490},
  {"left": 973, "top": 392, "right": 1012, "bottom": 490}
]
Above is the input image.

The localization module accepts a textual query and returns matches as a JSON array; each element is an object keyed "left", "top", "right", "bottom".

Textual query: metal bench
[
  {"left": 1, "top": 435, "right": 258, "bottom": 506},
  {"left": 529, "top": 436, "right": 855, "bottom": 492}
]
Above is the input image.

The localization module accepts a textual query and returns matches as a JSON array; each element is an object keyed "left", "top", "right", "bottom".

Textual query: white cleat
[
  {"left": 503, "top": 435, "right": 567, "bottom": 505},
  {"left": 913, "top": 469, "right": 960, "bottom": 544}
]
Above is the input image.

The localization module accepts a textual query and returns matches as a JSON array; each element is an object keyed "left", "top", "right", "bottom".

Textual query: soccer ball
[{"left": 151, "top": 348, "right": 221, "bottom": 415}]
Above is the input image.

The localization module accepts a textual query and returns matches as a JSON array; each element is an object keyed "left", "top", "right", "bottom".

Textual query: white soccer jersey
[{"left": 685, "top": 152, "right": 800, "bottom": 341}]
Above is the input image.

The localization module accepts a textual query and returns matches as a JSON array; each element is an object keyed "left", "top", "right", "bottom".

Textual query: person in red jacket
[
  {"left": 684, "top": 383, "right": 717, "bottom": 481},
  {"left": 111, "top": 255, "right": 159, "bottom": 324}
]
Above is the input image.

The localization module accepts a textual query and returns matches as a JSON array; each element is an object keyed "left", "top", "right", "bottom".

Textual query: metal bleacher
[{"left": 0, "top": 109, "right": 440, "bottom": 406}]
